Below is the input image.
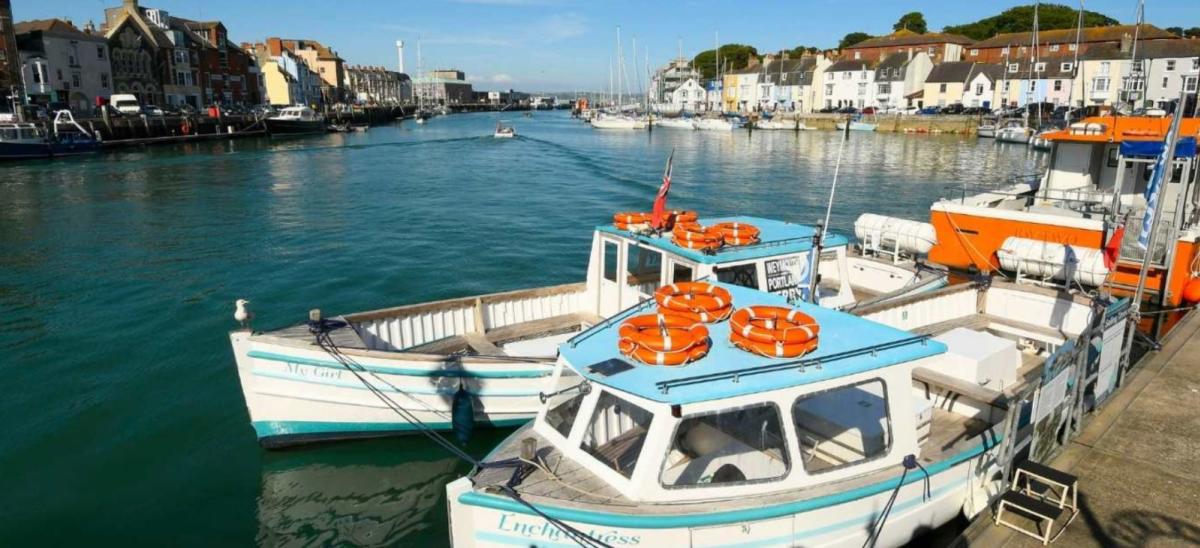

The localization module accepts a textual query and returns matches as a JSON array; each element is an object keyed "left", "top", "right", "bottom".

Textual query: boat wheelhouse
[
  {"left": 265, "top": 106, "right": 326, "bottom": 136},
  {"left": 446, "top": 280, "right": 1097, "bottom": 547},
  {"left": 928, "top": 116, "right": 1200, "bottom": 307},
  {"left": 229, "top": 216, "right": 943, "bottom": 447}
]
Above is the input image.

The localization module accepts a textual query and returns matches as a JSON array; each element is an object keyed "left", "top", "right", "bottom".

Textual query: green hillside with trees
[{"left": 943, "top": 4, "right": 1119, "bottom": 40}]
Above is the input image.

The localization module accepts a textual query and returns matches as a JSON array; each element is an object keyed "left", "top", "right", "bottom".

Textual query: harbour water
[{"left": 1, "top": 112, "right": 1047, "bottom": 545}]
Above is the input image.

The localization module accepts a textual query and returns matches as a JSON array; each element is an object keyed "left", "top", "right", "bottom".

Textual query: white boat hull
[
  {"left": 653, "top": 118, "right": 697, "bottom": 130},
  {"left": 695, "top": 118, "right": 734, "bottom": 131},
  {"left": 995, "top": 128, "right": 1030, "bottom": 144},
  {"left": 447, "top": 443, "right": 998, "bottom": 547},
  {"left": 230, "top": 332, "right": 566, "bottom": 446},
  {"left": 591, "top": 117, "right": 647, "bottom": 130},
  {"left": 836, "top": 121, "right": 877, "bottom": 132}
]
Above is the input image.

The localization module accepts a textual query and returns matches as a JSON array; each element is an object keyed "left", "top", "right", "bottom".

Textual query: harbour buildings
[
  {"left": 344, "top": 64, "right": 410, "bottom": 104},
  {"left": 413, "top": 68, "right": 473, "bottom": 105},
  {"left": 14, "top": 19, "right": 112, "bottom": 110},
  {"left": 1076, "top": 39, "right": 1200, "bottom": 109},
  {"left": 667, "top": 78, "right": 705, "bottom": 111},
  {"left": 247, "top": 40, "right": 322, "bottom": 106},
  {"left": 0, "top": 0, "right": 21, "bottom": 106},
  {"left": 873, "top": 51, "right": 932, "bottom": 111},
  {"left": 841, "top": 29, "right": 973, "bottom": 64},
  {"left": 967, "top": 24, "right": 1177, "bottom": 64},
  {"left": 273, "top": 38, "right": 345, "bottom": 103},
  {"left": 651, "top": 57, "right": 701, "bottom": 105},
  {"left": 822, "top": 59, "right": 874, "bottom": 110}
]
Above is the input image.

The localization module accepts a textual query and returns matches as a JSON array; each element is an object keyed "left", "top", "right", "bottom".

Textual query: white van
[{"left": 110, "top": 94, "right": 142, "bottom": 115}]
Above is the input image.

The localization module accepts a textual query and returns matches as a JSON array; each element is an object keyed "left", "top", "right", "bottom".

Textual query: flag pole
[
  {"left": 1130, "top": 89, "right": 1188, "bottom": 318},
  {"left": 808, "top": 119, "right": 853, "bottom": 303}
]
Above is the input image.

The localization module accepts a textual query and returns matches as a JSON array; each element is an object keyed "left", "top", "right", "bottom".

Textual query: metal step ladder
[{"left": 994, "top": 460, "right": 1080, "bottom": 544}]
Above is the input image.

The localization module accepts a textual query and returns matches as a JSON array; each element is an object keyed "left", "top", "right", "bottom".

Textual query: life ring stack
[
  {"left": 613, "top": 210, "right": 697, "bottom": 232},
  {"left": 729, "top": 306, "right": 820, "bottom": 358},
  {"left": 712, "top": 222, "right": 761, "bottom": 246},
  {"left": 617, "top": 281, "right": 732, "bottom": 366},
  {"left": 672, "top": 221, "right": 724, "bottom": 251}
]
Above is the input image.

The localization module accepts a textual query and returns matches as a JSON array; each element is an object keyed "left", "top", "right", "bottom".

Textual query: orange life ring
[
  {"left": 730, "top": 306, "right": 820, "bottom": 344},
  {"left": 619, "top": 338, "right": 710, "bottom": 365},
  {"left": 655, "top": 282, "right": 733, "bottom": 323},
  {"left": 672, "top": 221, "right": 723, "bottom": 251},
  {"left": 712, "top": 222, "right": 761, "bottom": 246},
  {"left": 665, "top": 210, "right": 698, "bottom": 228},
  {"left": 180, "top": 119, "right": 191, "bottom": 135},
  {"left": 618, "top": 313, "right": 709, "bottom": 352},
  {"left": 614, "top": 211, "right": 652, "bottom": 230},
  {"left": 730, "top": 333, "right": 818, "bottom": 358}
]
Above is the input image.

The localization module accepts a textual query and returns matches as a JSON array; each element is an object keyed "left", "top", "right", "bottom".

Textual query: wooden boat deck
[{"left": 471, "top": 408, "right": 996, "bottom": 514}]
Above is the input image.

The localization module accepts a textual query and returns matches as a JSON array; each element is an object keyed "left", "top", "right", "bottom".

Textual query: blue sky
[{"left": 15, "top": 0, "right": 1200, "bottom": 91}]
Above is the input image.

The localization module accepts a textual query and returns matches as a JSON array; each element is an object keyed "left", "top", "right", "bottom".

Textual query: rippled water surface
[{"left": 0, "top": 112, "right": 1046, "bottom": 545}]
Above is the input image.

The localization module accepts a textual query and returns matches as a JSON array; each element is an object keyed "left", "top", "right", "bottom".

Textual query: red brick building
[
  {"left": 183, "top": 20, "right": 257, "bottom": 104},
  {"left": 966, "top": 24, "right": 1177, "bottom": 63},
  {"left": 841, "top": 29, "right": 974, "bottom": 64}
]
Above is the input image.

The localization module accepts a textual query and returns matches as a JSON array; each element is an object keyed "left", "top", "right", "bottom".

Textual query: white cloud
[{"left": 485, "top": 73, "right": 516, "bottom": 84}]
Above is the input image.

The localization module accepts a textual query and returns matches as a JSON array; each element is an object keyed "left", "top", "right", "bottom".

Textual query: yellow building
[
  {"left": 273, "top": 38, "right": 345, "bottom": 102},
  {"left": 921, "top": 61, "right": 976, "bottom": 107}
]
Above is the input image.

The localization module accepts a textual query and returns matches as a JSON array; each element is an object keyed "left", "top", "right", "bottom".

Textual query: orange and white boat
[{"left": 925, "top": 115, "right": 1200, "bottom": 307}]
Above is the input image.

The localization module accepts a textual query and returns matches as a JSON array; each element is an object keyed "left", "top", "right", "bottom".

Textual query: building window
[
  {"left": 1054, "top": 80, "right": 1062, "bottom": 91},
  {"left": 975, "top": 83, "right": 984, "bottom": 94},
  {"left": 842, "top": 72, "right": 850, "bottom": 80},
  {"left": 1166, "top": 60, "right": 1176, "bottom": 71},
  {"left": 1069, "top": 44, "right": 1077, "bottom": 51},
  {"left": 56, "top": 69, "right": 63, "bottom": 81},
  {"left": 1193, "top": 59, "right": 1200, "bottom": 71},
  {"left": 1004, "top": 81, "right": 1010, "bottom": 92},
  {"left": 860, "top": 70, "right": 867, "bottom": 80},
  {"left": 877, "top": 83, "right": 891, "bottom": 95},
  {"left": 1162, "top": 77, "right": 1169, "bottom": 88},
  {"left": 939, "top": 83, "right": 947, "bottom": 92},
  {"left": 1061, "top": 62, "right": 1073, "bottom": 72},
  {"left": 1029, "top": 81, "right": 1036, "bottom": 91},
  {"left": 98, "top": 46, "right": 105, "bottom": 59},
  {"left": 101, "top": 73, "right": 109, "bottom": 87},
  {"left": 1034, "top": 62, "right": 1046, "bottom": 73},
  {"left": 1185, "top": 76, "right": 1198, "bottom": 92},
  {"left": 857, "top": 82, "right": 866, "bottom": 95},
  {"left": 72, "top": 73, "right": 81, "bottom": 88},
  {"left": 1093, "top": 77, "right": 1110, "bottom": 92},
  {"left": 1049, "top": 44, "right": 1060, "bottom": 52},
  {"left": 1100, "top": 62, "right": 1111, "bottom": 76},
  {"left": 1001, "top": 47, "right": 1010, "bottom": 55},
  {"left": 825, "top": 84, "right": 834, "bottom": 96},
  {"left": 1008, "top": 63, "right": 1019, "bottom": 73},
  {"left": 854, "top": 51, "right": 861, "bottom": 60},
  {"left": 970, "top": 49, "right": 979, "bottom": 56}
]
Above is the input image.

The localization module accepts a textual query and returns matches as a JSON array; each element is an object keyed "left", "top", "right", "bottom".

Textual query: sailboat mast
[
  {"left": 1129, "top": 0, "right": 1145, "bottom": 110},
  {"left": 1028, "top": 0, "right": 1040, "bottom": 126},
  {"left": 1067, "top": 0, "right": 1084, "bottom": 123},
  {"left": 617, "top": 27, "right": 623, "bottom": 110}
]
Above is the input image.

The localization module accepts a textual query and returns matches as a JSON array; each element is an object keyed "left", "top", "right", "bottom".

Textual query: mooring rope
[{"left": 309, "top": 320, "right": 611, "bottom": 548}]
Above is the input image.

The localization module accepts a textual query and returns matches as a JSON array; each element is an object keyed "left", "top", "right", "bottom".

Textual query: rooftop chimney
[{"left": 1119, "top": 33, "right": 1133, "bottom": 54}]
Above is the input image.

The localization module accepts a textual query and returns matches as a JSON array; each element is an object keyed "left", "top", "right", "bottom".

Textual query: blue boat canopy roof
[
  {"left": 561, "top": 282, "right": 946, "bottom": 405},
  {"left": 1119, "top": 137, "right": 1197, "bottom": 159},
  {"left": 596, "top": 216, "right": 850, "bottom": 265}
]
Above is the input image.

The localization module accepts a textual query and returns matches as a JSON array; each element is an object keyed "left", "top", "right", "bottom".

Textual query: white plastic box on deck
[{"left": 933, "top": 327, "right": 1021, "bottom": 391}]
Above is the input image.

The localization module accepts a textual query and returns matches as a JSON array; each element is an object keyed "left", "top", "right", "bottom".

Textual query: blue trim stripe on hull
[
  {"left": 252, "top": 417, "right": 530, "bottom": 439},
  {"left": 246, "top": 350, "right": 551, "bottom": 379},
  {"left": 460, "top": 433, "right": 1000, "bottom": 529},
  {"left": 250, "top": 369, "right": 543, "bottom": 397}
]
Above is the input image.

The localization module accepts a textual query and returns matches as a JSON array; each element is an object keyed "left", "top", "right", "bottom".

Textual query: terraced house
[
  {"left": 822, "top": 59, "right": 874, "bottom": 110},
  {"left": 1077, "top": 39, "right": 1200, "bottom": 109},
  {"left": 274, "top": 38, "right": 344, "bottom": 103},
  {"left": 184, "top": 20, "right": 258, "bottom": 105},
  {"left": 841, "top": 29, "right": 973, "bottom": 64},
  {"left": 872, "top": 51, "right": 932, "bottom": 111},
  {"left": 966, "top": 24, "right": 1177, "bottom": 64},
  {"left": 14, "top": 19, "right": 112, "bottom": 110}
]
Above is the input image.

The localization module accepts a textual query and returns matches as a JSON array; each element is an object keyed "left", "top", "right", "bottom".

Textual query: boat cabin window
[
  {"left": 715, "top": 262, "right": 759, "bottom": 290},
  {"left": 792, "top": 379, "right": 892, "bottom": 474},
  {"left": 661, "top": 403, "right": 789, "bottom": 488},
  {"left": 0, "top": 128, "right": 17, "bottom": 140},
  {"left": 581, "top": 391, "right": 654, "bottom": 479},
  {"left": 671, "top": 261, "right": 693, "bottom": 284},
  {"left": 543, "top": 386, "right": 588, "bottom": 439},
  {"left": 625, "top": 244, "right": 662, "bottom": 290},
  {"left": 602, "top": 240, "right": 619, "bottom": 282}
]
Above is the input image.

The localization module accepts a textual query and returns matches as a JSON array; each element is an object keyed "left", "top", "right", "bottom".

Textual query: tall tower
[
  {"left": 0, "top": 0, "right": 21, "bottom": 102},
  {"left": 395, "top": 40, "right": 405, "bottom": 74}
]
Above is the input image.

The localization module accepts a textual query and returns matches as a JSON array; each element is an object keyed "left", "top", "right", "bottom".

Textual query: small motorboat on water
[
  {"left": 446, "top": 274, "right": 1101, "bottom": 547},
  {"left": 493, "top": 121, "right": 516, "bottom": 138},
  {"left": 994, "top": 120, "right": 1032, "bottom": 144},
  {"left": 653, "top": 117, "right": 697, "bottom": 130},
  {"left": 228, "top": 209, "right": 945, "bottom": 447},
  {"left": 0, "top": 110, "right": 99, "bottom": 160},
  {"left": 590, "top": 113, "right": 647, "bottom": 130},
  {"left": 695, "top": 116, "right": 734, "bottom": 131},
  {"left": 754, "top": 117, "right": 796, "bottom": 130},
  {"left": 836, "top": 115, "right": 878, "bottom": 132},
  {"left": 977, "top": 120, "right": 997, "bottom": 138},
  {"left": 264, "top": 105, "right": 326, "bottom": 136}
]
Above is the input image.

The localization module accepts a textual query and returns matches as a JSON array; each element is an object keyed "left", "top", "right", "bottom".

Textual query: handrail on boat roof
[
  {"left": 653, "top": 335, "right": 931, "bottom": 394},
  {"left": 621, "top": 229, "right": 820, "bottom": 256}
]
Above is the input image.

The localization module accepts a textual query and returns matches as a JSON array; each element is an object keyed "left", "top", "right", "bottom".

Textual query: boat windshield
[
  {"left": 661, "top": 403, "right": 790, "bottom": 488},
  {"left": 580, "top": 391, "right": 654, "bottom": 479}
]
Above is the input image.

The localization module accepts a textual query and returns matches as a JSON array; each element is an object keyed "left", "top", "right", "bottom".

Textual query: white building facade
[
  {"left": 822, "top": 59, "right": 874, "bottom": 109},
  {"left": 15, "top": 19, "right": 113, "bottom": 111},
  {"left": 668, "top": 78, "right": 706, "bottom": 112}
]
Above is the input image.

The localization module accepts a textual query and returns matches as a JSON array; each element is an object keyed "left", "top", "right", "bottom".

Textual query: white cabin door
[
  {"left": 621, "top": 242, "right": 664, "bottom": 309},
  {"left": 597, "top": 237, "right": 623, "bottom": 317}
]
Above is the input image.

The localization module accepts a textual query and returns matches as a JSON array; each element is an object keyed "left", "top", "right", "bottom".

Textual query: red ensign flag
[{"left": 651, "top": 149, "right": 675, "bottom": 229}]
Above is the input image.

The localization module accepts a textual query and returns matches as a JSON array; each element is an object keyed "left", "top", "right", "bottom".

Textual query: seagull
[{"left": 234, "top": 299, "right": 254, "bottom": 329}]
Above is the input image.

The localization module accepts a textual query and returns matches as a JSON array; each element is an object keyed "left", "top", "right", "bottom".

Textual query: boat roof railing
[
  {"left": 653, "top": 335, "right": 931, "bottom": 395},
  {"left": 598, "top": 216, "right": 849, "bottom": 265}
]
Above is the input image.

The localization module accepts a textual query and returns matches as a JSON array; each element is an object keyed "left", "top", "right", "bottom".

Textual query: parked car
[
  {"left": 817, "top": 106, "right": 838, "bottom": 113},
  {"left": 142, "top": 105, "right": 165, "bottom": 116},
  {"left": 110, "top": 94, "right": 142, "bottom": 115},
  {"left": 961, "top": 106, "right": 991, "bottom": 115},
  {"left": 899, "top": 106, "right": 920, "bottom": 115},
  {"left": 918, "top": 106, "right": 941, "bottom": 115},
  {"left": 835, "top": 106, "right": 859, "bottom": 114},
  {"left": 860, "top": 106, "right": 878, "bottom": 115},
  {"left": 939, "top": 104, "right": 965, "bottom": 115}
]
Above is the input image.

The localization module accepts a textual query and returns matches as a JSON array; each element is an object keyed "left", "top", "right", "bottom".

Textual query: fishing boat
[
  {"left": 0, "top": 110, "right": 99, "bottom": 160},
  {"left": 994, "top": 120, "right": 1032, "bottom": 144},
  {"left": 264, "top": 106, "right": 326, "bottom": 136},
  {"left": 445, "top": 275, "right": 1097, "bottom": 547},
  {"left": 927, "top": 115, "right": 1200, "bottom": 307},
  {"left": 229, "top": 209, "right": 945, "bottom": 447},
  {"left": 494, "top": 121, "right": 516, "bottom": 138}
]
